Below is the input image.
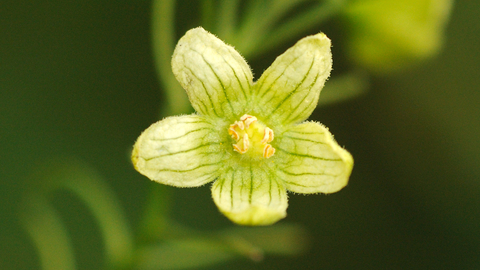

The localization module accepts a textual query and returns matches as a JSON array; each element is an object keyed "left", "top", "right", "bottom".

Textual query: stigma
[{"left": 228, "top": 114, "right": 275, "bottom": 158}]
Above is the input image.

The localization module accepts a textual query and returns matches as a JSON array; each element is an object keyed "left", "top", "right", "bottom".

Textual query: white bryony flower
[{"left": 132, "top": 27, "right": 353, "bottom": 226}]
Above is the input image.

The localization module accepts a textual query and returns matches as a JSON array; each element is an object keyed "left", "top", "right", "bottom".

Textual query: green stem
[
  {"left": 140, "top": 0, "right": 192, "bottom": 244},
  {"left": 234, "top": 0, "right": 307, "bottom": 53},
  {"left": 152, "top": 0, "right": 191, "bottom": 116},
  {"left": 241, "top": 0, "right": 345, "bottom": 59},
  {"left": 137, "top": 184, "right": 172, "bottom": 243},
  {"left": 19, "top": 159, "right": 134, "bottom": 270},
  {"left": 20, "top": 195, "right": 76, "bottom": 270},
  {"left": 201, "top": 0, "right": 215, "bottom": 31},
  {"left": 232, "top": 0, "right": 267, "bottom": 53},
  {"left": 62, "top": 166, "right": 134, "bottom": 269},
  {"left": 216, "top": 0, "right": 240, "bottom": 42}
]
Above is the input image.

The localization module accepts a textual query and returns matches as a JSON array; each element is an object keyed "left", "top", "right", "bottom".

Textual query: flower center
[{"left": 228, "top": 114, "right": 275, "bottom": 159}]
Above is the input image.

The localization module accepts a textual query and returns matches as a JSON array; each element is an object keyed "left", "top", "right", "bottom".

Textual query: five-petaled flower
[{"left": 132, "top": 27, "right": 353, "bottom": 226}]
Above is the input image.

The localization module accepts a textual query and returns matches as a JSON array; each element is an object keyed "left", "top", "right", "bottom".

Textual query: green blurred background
[{"left": 1, "top": 0, "right": 479, "bottom": 269}]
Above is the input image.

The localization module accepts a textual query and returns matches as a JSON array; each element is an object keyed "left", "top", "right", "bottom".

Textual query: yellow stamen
[
  {"left": 240, "top": 114, "right": 257, "bottom": 128},
  {"left": 263, "top": 144, "right": 275, "bottom": 158},
  {"left": 228, "top": 114, "right": 275, "bottom": 158},
  {"left": 233, "top": 144, "right": 244, "bottom": 153},
  {"left": 236, "top": 120, "right": 244, "bottom": 130},
  {"left": 228, "top": 125, "right": 239, "bottom": 140},
  {"left": 262, "top": 127, "right": 274, "bottom": 144}
]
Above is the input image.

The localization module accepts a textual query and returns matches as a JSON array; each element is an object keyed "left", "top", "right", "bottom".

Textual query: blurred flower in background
[{"left": 342, "top": 0, "right": 454, "bottom": 72}]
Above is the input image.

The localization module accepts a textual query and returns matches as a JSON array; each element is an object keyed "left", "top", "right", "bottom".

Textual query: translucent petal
[
  {"left": 211, "top": 165, "right": 288, "bottom": 226},
  {"left": 253, "top": 33, "right": 332, "bottom": 125},
  {"left": 274, "top": 122, "right": 353, "bottom": 194},
  {"left": 172, "top": 27, "right": 253, "bottom": 119},
  {"left": 132, "top": 115, "right": 225, "bottom": 187}
]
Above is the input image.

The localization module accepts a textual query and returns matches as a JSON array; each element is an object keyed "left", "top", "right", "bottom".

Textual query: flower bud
[{"left": 343, "top": 0, "right": 453, "bottom": 73}]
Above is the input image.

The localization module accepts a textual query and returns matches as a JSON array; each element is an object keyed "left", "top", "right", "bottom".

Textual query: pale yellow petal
[
  {"left": 211, "top": 165, "right": 287, "bottom": 226},
  {"left": 274, "top": 122, "right": 353, "bottom": 194},
  {"left": 253, "top": 33, "right": 332, "bottom": 125},
  {"left": 172, "top": 27, "right": 253, "bottom": 119},
  {"left": 132, "top": 115, "right": 225, "bottom": 187}
]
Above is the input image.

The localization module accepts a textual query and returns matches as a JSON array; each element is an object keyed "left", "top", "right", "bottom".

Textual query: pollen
[{"left": 229, "top": 114, "right": 275, "bottom": 158}]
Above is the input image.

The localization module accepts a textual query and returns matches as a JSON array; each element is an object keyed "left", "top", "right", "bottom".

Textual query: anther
[
  {"left": 261, "top": 127, "right": 274, "bottom": 144},
  {"left": 233, "top": 144, "right": 244, "bottom": 153},
  {"left": 229, "top": 114, "right": 275, "bottom": 158},
  {"left": 240, "top": 114, "right": 257, "bottom": 129},
  {"left": 228, "top": 125, "right": 239, "bottom": 140},
  {"left": 263, "top": 144, "right": 275, "bottom": 158},
  {"left": 236, "top": 121, "right": 245, "bottom": 130}
]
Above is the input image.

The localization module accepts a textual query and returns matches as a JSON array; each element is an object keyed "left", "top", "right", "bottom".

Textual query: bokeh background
[{"left": 1, "top": 0, "right": 479, "bottom": 269}]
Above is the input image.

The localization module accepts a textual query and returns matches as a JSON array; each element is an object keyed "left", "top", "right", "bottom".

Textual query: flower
[{"left": 132, "top": 27, "right": 353, "bottom": 226}]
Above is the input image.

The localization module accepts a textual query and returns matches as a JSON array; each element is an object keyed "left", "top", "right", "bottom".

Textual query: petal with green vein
[
  {"left": 172, "top": 27, "right": 253, "bottom": 119},
  {"left": 253, "top": 33, "right": 332, "bottom": 125},
  {"left": 132, "top": 115, "right": 225, "bottom": 187},
  {"left": 275, "top": 122, "right": 353, "bottom": 194},
  {"left": 211, "top": 165, "right": 287, "bottom": 226}
]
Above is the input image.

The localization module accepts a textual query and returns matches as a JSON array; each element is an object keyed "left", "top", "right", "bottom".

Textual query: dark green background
[{"left": 1, "top": 1, "right": 479, "bottom": 269}]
